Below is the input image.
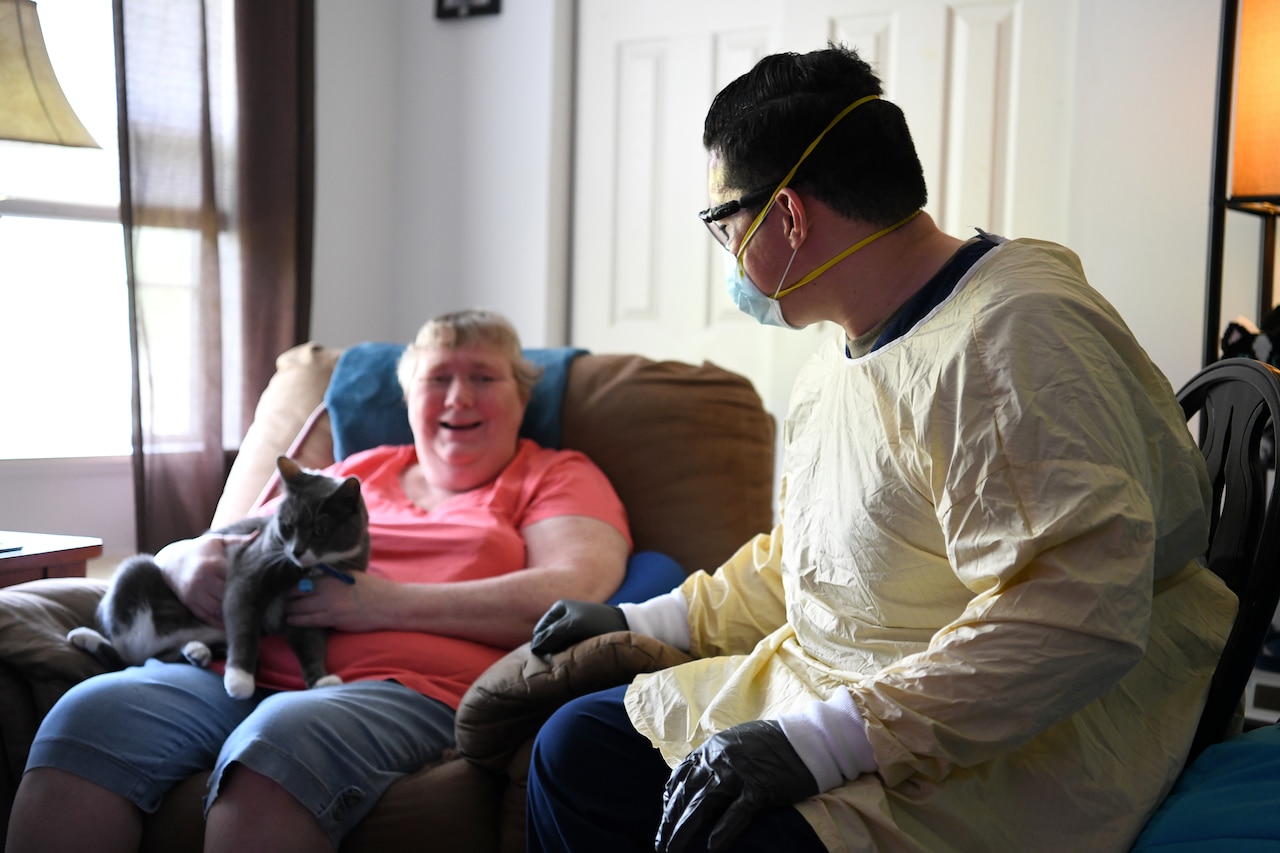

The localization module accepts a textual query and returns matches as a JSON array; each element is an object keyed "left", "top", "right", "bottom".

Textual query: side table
[{"left": 0, "top": 530, "right": 103, "bottom": 588}]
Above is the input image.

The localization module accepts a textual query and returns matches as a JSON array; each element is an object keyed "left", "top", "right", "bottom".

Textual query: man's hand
[
  {"left": 530, "top": 599, "right": 628, "bottom": 656},
  {"left": 153, "top": 531, "right": 257, "bottom": 627},
  {"left": 655, "top": 720, "right": 818, "bottom": 853}
]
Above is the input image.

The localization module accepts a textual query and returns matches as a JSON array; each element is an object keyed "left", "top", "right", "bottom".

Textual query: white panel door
[
  {"left": 571, "top": 0, "right": 1077, "bottom": 423},
  {"left": 571, "top": 0, "right": 797, "bottom": 422}
]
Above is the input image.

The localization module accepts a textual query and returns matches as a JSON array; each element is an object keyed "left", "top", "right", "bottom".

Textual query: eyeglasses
[{"left": 698, "top": 185, "right": 775, "bottom": 249}]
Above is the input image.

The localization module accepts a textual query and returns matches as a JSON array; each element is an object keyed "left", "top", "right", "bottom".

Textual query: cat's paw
[
  {"left": 182, "top": 641, "right": 212, "bottom": 668},
  {"left": 224, "top": 667, "right": 256, "bottom": 699},
  {"left": 310, "top": 674, "right": 344, "bottom": 689},
  {"left": 67, "top": 627, "right": 106, "bottom": 653}
]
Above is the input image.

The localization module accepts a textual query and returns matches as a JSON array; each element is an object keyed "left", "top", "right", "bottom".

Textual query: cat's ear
[
  {"left": 338, "top": 476, "right": 362, "bottom": 498},
  {"left": 277, "top": 456, "right": 304, "bottom": 483}
]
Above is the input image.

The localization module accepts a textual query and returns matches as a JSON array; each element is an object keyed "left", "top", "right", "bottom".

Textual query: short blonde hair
[{"left": 396, "top": 309, "right": 543, "bottom": 402}]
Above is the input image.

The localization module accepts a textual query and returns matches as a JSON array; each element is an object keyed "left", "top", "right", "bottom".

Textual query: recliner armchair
[{"left": 0, "top": 341, "right": 776, "bottom": 851}]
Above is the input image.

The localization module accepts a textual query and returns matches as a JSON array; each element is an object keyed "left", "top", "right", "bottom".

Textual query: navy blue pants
[{"left": 526, "top": 685, "right": 827, "bottom": 853}]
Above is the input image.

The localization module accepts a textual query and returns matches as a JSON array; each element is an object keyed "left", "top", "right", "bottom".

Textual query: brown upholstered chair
[{"left": 0, "top": 342, "right": 776, "bottom": 852}]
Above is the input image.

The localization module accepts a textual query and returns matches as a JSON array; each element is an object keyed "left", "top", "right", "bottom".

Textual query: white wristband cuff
[
  {"left": 617, "top": 589, "right": 691, "bottom": 652},
  {"left": 777, "top": 689, "right": 877, "bottom": 792}
]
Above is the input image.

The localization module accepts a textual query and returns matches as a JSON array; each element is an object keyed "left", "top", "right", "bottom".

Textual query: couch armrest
[
  {"left": 0, "top": 578, "right": 111, "bottom": 841},
  {"left": 456, "top": 631, "right": 691, "bottom": 853},
  {"left": 455, "top": 631, "right": 691, "bottom": 773},
  {"left": 0, "top": 579, "right": 111, "bottom": 681}
]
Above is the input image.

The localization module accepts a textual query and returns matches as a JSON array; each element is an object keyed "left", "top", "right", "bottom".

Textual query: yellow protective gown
[{"left": 624, "top": 238, "right": 1238, "bottom": 852}]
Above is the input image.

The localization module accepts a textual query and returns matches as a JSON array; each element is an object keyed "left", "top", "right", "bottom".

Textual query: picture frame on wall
[{"left": 435, "top": 0, "right": 501, "bottom": 19}]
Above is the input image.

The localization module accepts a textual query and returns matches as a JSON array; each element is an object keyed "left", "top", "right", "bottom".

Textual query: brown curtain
[{"left": 114, "top": 0, "right": 315, "bottom": 553}]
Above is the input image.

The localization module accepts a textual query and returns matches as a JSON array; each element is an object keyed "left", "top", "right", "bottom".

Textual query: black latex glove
[
  {"left": 655, "top": 720, "right": 818, "bottom": 853},
  {"left": 529, "top": 599, "right": 628, "bottom": 657}
]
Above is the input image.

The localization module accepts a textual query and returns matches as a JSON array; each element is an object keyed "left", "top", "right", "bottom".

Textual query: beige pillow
[{"left": 212, "top": 342, "right": 340, "bottom": 527}]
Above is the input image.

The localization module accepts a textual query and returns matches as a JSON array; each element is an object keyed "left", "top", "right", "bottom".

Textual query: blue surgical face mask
[
  {"left": 724, "top": 229, "right": 802, "bottom": 330},
  {"left": 725, "top": 204, "right": 919, "bottom": 330}
]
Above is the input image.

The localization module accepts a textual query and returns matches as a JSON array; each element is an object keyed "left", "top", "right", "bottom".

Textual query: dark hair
[{"left": 702, "top": 44, "right": 926, "bottom": 227}]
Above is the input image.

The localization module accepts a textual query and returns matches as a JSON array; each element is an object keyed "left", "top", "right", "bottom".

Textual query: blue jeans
[
  {"left": 26, "top": 659, "right": 454, "bottom": 847},
  {"left": 527, "top": 685, "right": 827, "bottom": 852}
]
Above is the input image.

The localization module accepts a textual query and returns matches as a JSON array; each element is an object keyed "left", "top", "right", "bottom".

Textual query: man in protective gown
[{"left": 525, "top": 44, "right": 1237, "bottom": 853}]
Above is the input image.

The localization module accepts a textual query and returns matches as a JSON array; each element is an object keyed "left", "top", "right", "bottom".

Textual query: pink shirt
[{"left": 251, "top": 439, "right": 630, "bottom": 708}]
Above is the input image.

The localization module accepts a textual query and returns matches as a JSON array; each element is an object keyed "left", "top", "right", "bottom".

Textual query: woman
[{"left": 7, "top": 309, "right": 631, "bottom": 853}]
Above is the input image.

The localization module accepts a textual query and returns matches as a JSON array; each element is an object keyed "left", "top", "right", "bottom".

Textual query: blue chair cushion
[
  {"left": 1131, "top": 723, "right": 1280, "bottom": 851},
  {"left": 607, "top": 551, "right": 686, "bottom": 605}
]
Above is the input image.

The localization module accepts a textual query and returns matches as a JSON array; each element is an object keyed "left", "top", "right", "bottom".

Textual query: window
[{"left": 0, "top": 0, "right": 129, "bottom": 459}]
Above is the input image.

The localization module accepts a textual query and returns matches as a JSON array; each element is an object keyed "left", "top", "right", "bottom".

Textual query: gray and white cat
[{"left": 68, "top": 456, "right": 370, "bottom": 699}]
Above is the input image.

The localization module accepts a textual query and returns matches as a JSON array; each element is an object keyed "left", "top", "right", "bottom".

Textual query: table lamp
[{"left": 0, "top": 0, "right": 98, "bottom": 147}]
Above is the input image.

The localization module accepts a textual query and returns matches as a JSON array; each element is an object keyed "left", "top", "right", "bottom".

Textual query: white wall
[
  {"left": 308, "top": 0, "right": 399, "bottom": 348},
  {"left": 310, "top": 0, "right": 1231, "bottom": 391},
  {"left": 0, "top": 0, "right": 1252, "bottom": 562},
  {"left": 1066, "top": 0, "right": 1223, "bottom": 392},
  {"left": 0, "top": 458, "right": 134, "bottom": 557},
  {"left": 310, "top": 0, "right": 573, "bottom": 350}
]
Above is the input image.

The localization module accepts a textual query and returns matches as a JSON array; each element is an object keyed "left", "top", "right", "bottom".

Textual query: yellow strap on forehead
[{"left": 738, "top": 94, "right": 881, "bottom": 249}]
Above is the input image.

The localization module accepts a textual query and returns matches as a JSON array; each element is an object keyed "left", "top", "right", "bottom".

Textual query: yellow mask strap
[
  {"left": 737, "top": 93, "right": 882, "bottom": 253},
  {"left": 774, "top": 208, "right": 922, "bottom": 299}
]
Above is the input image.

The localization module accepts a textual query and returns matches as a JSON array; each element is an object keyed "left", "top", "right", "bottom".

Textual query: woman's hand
[
  {"left": 285, "top": 570, "right": 399, "bottom": 632},
  {"left": 154, "top": 531, "right": 257, "bottom": 627},
  {"left": 285, "top": 516, "right": 629, "bottom": 646}
]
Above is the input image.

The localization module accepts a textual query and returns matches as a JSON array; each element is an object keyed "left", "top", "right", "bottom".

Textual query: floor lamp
[{"left": 1204, "top": 0, "right": 1280, "bottom": 367}]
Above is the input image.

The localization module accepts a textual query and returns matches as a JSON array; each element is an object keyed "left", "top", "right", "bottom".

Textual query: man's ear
[{"left": 773, "top": 188, "right": 809, "bottom": 249}]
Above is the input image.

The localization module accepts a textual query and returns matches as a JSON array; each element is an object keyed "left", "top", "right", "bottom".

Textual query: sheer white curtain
[{"left": 114, "top": 0, "right": 314, "bottom": 551}]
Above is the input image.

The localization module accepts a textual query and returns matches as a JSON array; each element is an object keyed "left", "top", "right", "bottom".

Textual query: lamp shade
[
  {"left": 1231, "top": 0, "right": 1280, "bottom": 200},
  {"left": 0, "top": 0, "right": 98, "bottom": 147}
]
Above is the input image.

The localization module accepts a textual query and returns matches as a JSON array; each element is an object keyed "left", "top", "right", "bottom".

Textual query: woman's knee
[
  {"left": 39, "top": 671, "right": 137, "bottom": 734},
  {"left": 40, "top": 661, "right": 230, "bottom": 744},
  {"left": 30, "top": 661, "right": 251, "bottom": 808},
  {"left": 206, "top": 763, "right": 334, "bottom": 850},
  {"left": 225, "top": 681, "right": 451, "bottom": 756},
  {"left": 210, "top": 681, "right": 452, "bottom": 811}
]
